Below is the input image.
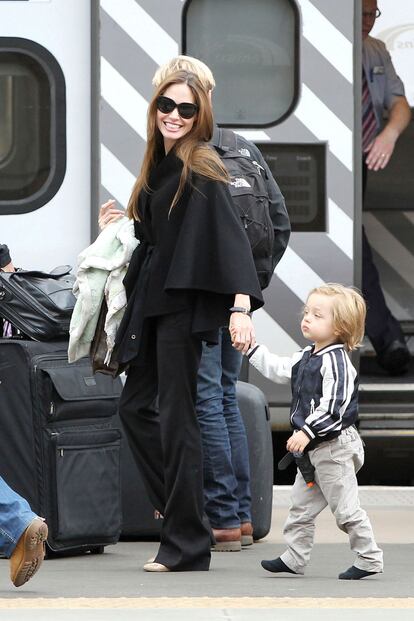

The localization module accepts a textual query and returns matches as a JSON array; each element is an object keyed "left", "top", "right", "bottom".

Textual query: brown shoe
[
  {"left": 241, "top": 522, "right": 254, "bottom": 547},
  {"left": 10, "top": 518, "right": 48, "bottom": 587},
  {"left": 211, "top": 527, "right": 241, "bottom": 552}
]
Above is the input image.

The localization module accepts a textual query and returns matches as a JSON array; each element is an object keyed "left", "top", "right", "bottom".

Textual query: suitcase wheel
[{"left": 90, "top": 546, "right": 105, "bottom": 555}]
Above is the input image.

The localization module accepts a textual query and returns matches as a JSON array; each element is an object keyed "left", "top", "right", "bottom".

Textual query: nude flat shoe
[{"left": 143, "top": 562, "right": 170, "bottom": 572}]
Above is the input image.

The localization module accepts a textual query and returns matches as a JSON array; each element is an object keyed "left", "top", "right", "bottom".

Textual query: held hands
[
  {"left": 230, "top": 313, "right": 256, "bottom": 354},
  {"left": 365, "top": 127, "right": 397, "bottom": 171},
  {"left": 98, "top": 199, "right": 125, "bottom": 230},
  {"left": 287, "top": 430, "right": 310, "bottom": 454}
]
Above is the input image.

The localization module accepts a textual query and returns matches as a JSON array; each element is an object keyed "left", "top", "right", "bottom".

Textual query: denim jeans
[
  {"left": 0, "top": 476, "right": 37, "bottom": 558},
  {"left": 196, "top": 328, "right": 252, "bottom": 529}
]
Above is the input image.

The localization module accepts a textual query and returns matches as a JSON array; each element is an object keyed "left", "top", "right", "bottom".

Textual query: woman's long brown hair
[{"left": 126, "top": 70, "right": 229, "bottom": 220}]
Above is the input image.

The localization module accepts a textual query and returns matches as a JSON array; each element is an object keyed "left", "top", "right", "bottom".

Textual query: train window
[
  {"left": 0, "top": 38, "right": 66, "bottom": 215},
  {"left": 0, "top": 76, "right": 13, "bottom": 163},
  {"left": 182, "top": 0, "right": 299, "bottom": 127}
]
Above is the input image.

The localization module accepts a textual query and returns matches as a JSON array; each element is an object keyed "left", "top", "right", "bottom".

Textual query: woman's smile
[{"left": 163, "top": 120, "right": 183, "bottom": 131}]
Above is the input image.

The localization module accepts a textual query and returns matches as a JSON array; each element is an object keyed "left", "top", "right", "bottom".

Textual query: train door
[
  {"left": 183, "top": 0, "right": 359, "bottom": 434},
  {"left": 357, "top": 1, "right": 414, "bottom": 484},
  {"left": 0, "top": 0, "right": 92, "bottom": 270}
]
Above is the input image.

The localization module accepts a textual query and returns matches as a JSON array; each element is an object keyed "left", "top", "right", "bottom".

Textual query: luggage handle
[{"left": 5, "top": 265, "right": 73, "bottom": 280}]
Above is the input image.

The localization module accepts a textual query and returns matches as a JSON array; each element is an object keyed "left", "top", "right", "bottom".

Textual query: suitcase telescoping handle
[{"left": 6, "top": 265, "right": 72, "bottom": 280}]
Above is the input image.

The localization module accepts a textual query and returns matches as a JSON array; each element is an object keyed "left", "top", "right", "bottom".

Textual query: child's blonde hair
[
  {"left": 307, "top": 283, "right": 366, "bottom": 351},
  {"left": 152, "top": 55, "right": 215, "bottom": 91}
]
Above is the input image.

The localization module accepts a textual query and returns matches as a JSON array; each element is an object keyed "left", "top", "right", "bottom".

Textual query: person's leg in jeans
[
  {"left": 0, "top": 476, "right": 47, "bottom": 586},
  {"left": 197, "top": 332, "right": 240, "bottom": 534},
  {"left": 220, "top": 329, "right": 253, "bottom": 540}
]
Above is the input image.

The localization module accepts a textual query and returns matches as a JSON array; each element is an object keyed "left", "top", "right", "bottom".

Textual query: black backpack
[{"left": 211, "top": 127, "right": 275, "bottom": 290}]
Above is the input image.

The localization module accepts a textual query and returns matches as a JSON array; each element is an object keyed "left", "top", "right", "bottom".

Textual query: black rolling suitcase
[
  {"left": 116, "top": 380, "right": 273, "bottom": 541},
  {"left": 237, "top": 381, "right": 273, "bottom": 541},
  {"left": 112, "top": 410, "right": 162, "bottom": 539},
  {"left": 0, "top": 339, "right": 123, "bottom": 555}
]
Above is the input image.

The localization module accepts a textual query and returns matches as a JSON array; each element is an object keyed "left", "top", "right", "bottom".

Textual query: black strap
[
  {"left": 5, "top": 265, "right": 72, "bottom": 280},
  {"left": 210, "top": 126, "right": 238, "bottom": 152}
]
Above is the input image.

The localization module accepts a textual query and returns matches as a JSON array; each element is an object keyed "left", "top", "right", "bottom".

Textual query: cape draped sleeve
[{"left": 164, "top": 175, "right": 264, "bottom": 339}]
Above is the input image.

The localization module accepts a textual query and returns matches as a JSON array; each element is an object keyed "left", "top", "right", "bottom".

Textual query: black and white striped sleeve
[
  {"left": 247, "top": 345, "right": 303, "bottom": 384},
  {"left": 302, "top": 349, "right": 357, "bottom": 439}
]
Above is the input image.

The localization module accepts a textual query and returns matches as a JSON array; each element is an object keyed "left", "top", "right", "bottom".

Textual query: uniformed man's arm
[{"left": 365, "top": 96, "right": 411, "bottom": 171}]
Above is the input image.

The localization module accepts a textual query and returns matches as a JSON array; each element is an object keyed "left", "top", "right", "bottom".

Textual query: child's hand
[{"left": 287, "top": 430, "right": 310, "bottom": 453}]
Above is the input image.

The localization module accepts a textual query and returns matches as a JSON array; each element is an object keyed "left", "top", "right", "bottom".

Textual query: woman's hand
[
  {"left": 286, "top": 430, "right": 310, "bottom": 453},
  {"left": 98, "top": 199, "right": 125, "bottom": 230},
  {"left": 1, "top": 261, "right": 15, "bottom": 273},
  {"left": 229, "top": 313, "right": 256, "bottom": 354}
]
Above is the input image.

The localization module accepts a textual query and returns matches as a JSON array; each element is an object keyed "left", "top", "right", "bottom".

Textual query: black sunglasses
[{"left": 156, "top": 95, "right": 198, "bottom": 119}]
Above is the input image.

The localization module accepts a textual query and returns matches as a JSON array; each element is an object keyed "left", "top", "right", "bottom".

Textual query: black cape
[{"left": 116, "top": 149, "right": 263, "bottom": 363}]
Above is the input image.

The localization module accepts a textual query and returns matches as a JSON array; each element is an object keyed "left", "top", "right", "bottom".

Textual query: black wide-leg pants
[{"left": 119, "top": 309, "right": 211, "bottom": 571}]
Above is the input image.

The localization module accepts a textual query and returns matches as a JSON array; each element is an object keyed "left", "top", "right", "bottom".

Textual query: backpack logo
[
  {"left": 238, "top": 147, "right": 251, "bottom": 157},
  {"left": 230, "top": 177, "right": 251, "bottom": 189}
]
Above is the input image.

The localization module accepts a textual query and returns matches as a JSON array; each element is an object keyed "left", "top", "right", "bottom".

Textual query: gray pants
[{"left": 281, "top": 427, "right": 383, "bottom": 574}]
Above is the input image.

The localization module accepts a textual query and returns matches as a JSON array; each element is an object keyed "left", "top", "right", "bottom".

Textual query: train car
[
  {"left": 0, "top": 0, "right": 92, "bottom": 269},
  {"left": 1, "top": 0, "right": 413, "bottom": 483}
]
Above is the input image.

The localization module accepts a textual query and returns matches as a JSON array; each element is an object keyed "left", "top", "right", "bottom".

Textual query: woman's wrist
[
  {"left": 229, "top": 306, "right": 252, "bottom": 317},
  {"left": 233, "top": 293, "right": 251, "bottom": 312}
]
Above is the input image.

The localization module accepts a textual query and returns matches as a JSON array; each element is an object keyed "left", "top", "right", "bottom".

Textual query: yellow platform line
[{"left": 0, "top": 598, "right": 413, "bottom": 609}]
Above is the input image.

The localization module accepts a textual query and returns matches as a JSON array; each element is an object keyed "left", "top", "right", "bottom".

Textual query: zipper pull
[
  {"left": 59, "top": 448, "right": 64, "bottom": 457},
  {"left": 50, "top": 402, "right": 55, "bottom": 416},
  {"left": 252, "top": 160, "right": 265, "bottom": 172}
]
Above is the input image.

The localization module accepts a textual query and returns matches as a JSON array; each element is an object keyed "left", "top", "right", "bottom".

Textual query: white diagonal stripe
[
  {"left": 364, "top": 212, "right": 414, "bottom": 288},
  {"left": 382, "top": 289, "right": 411, "bottom": 321},
  {"left": 295, "top": 84, "right": 353, "bottom": 171},
  {"left": 328, "top": 199, "right": 353, "bottom": 259},
  {"left": 403, "top": 211, "right": 414, "bottom": 226},
  {"left": 274, "top": 246, "right": 325, "bottom": 303},
  {"left": 297, "top": 0, "right": 353, "bottom": 83},
  {"left": 101, "top": 0, "right": 178, "bottom": 66},
  {"left": 236, "top": 131, "right": 271, "bottom": 142},
  {"left": 101, "top": 144, "right": 136, "bottom": 208},
  {"left": 101, "top": 57, "right": 148, "bottom": 141},
  {"left": 254, "top": 308, "right": 301, "bottom": 356}
]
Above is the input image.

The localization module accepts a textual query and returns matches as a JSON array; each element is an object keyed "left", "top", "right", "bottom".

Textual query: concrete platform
[{"left": 0, "top": 487, "right": 413, "bottom": 620}]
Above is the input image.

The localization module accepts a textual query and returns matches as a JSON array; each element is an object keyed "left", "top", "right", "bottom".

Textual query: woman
[{"left": 114, "top": 71, "right": 263, "bottom": 572}]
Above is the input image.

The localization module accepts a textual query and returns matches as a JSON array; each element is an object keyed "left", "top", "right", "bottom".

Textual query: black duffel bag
[{"left": 0, "top": 266, "right": 76, "bottom": 341}]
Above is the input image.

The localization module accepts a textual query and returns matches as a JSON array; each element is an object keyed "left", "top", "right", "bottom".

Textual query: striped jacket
[{"left": 247, "top": 343, "right": 358, "bottom": 442}]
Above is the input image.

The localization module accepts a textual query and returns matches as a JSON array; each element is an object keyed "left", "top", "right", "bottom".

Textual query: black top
[{"left": 115, "top": 148, "right": 263, "bottom": 364}]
